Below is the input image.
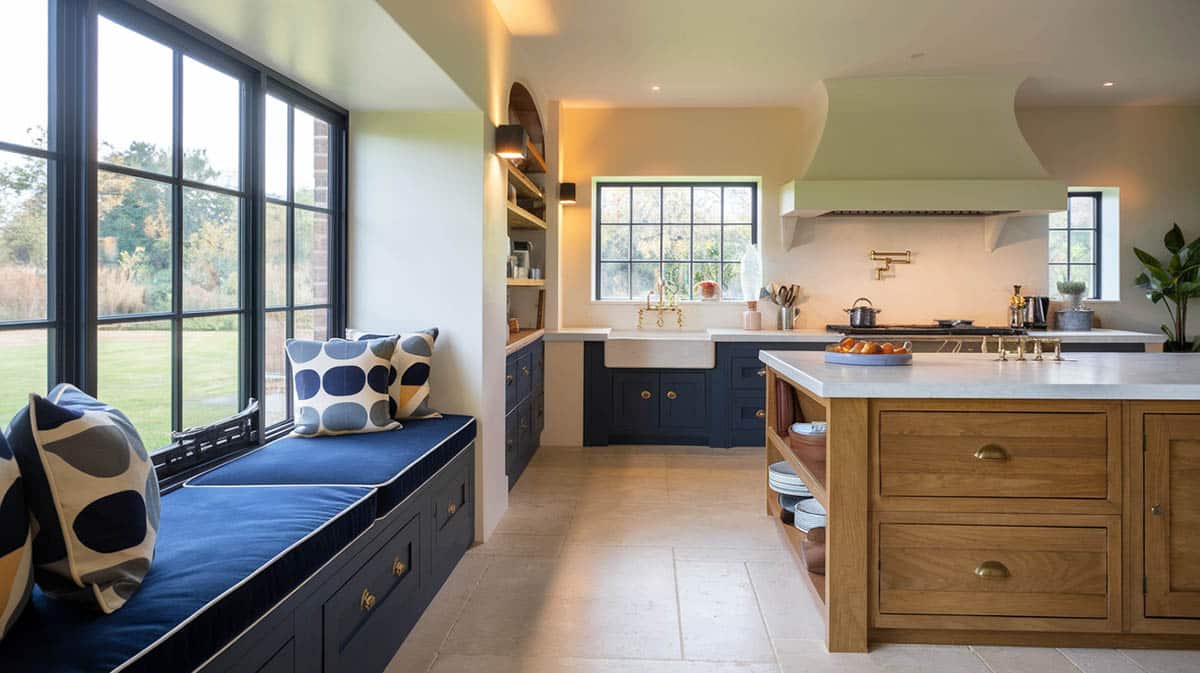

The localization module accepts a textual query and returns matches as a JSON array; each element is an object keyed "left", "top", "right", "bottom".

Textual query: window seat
[
  {"left": 187, "top": 415, "right": 476, "bottom": 518},
  {"left": 0, "top": 484, "right": 376, "bottom": 673}
]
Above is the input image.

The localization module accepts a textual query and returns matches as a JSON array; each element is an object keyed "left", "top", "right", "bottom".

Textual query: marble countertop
[
  {"left": 544, "top": 327, "right": 1164, "bottom": 344},
  {"left": 759, "top": 351, "right": 1200, "bottom": 400}
]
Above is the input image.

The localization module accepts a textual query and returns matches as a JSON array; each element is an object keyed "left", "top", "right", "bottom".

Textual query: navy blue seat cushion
[
  {"left": 0, "top": 484, "right": 375, "bottom": 673},
  {"left": 188, "top": 414, "right": 475, "bottom": 516}
]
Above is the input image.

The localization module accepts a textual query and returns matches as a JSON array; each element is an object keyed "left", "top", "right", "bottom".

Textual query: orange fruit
[
  {"left": 862, "top": 342, "right": 882, "bottom": 354},
  {"left": 839, "top": 337, "right": 857, "bottom": 349},
  {"left": 880, "top": 342, "right": 895, "bottom": 354}
]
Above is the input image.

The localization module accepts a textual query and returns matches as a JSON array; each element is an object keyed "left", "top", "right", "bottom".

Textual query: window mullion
[{"left": 170, "top": 49, "right": 184, "bottom": 434}]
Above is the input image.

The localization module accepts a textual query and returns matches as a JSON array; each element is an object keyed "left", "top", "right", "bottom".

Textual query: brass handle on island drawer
[
  {"left": 1151, "top": 504, "right": 1164, "bottom": 516},
  {"left": 447, "top": 502, "right": 458, "bottom": 515},
  {"left": 755, "top": 409, "right": 766, "bottom": 419},
  {"left": 641, "top": 390, "right": 652, "bottom": 400},
  {"left": 393, "top": 557, "right": 407, "bottom": 577},
  {"left": 974, "top": 444, "right": 1009, "bottom": 461},
  {"left": 360, "top": 588, "right": 377, "bottom": 612},
  {"left": 975, "top": 560, "right": 1010, "bottom": 579},
  {"left": 666, "top": 390, "right": 678, "bottom": 400}
]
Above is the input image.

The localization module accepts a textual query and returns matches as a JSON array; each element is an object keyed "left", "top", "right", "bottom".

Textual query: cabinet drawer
[
  {"left": 535, "top": 393, "right": 545, "bottom": 434},
  {"left": 731, "top": 393, "right": 767, "bottom": 431},
  {"left": 878, "top": 410, "right": 1111, "bottom": 499},
  {"left": 505, "top": 407, "right": 519, "bottom": 472},
  {"left": 531, "top": 341, "right": 544, "bottom": 394},
  {"left": 730, "top": 356, "right": 768, "bottom": 391},
  {"left": 879, "top": 522, "right": 1110, "bottom": 620},
  {"left": 505, "top": 357, "right": 518, "bottom": 412},
  {"left": 323, "top": 513, "right": 422, "bottom": 672},
  {"left": 431, "top": 452, "right": 474, "bottom": 586}
]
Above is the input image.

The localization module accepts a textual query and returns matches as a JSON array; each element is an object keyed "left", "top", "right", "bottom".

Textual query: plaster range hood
[{"left": 780, "top": 76, "right": 1065, "bottom": 251}]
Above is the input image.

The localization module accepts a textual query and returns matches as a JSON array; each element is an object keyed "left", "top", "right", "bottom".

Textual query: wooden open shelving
[
  {"left": 767, "top": 427, "right": 828, "bottom": 510},
  {"left": 506, "top": 328, "right": 544, "bottom": 349},
  {"left": 767, "top": 495, "right": 827, "bottom": 605},
  {"left": 506, "top": 201, "right": 547, "bottom": 231},
  {"left": 506, "top": 278, "right": 545, "bottom": 288},
  {"left": 521, "top": 138, "right": 547, "bottom": 174},
  {"left": 506, "top": 163, "right": 544, "bottom": 200}
]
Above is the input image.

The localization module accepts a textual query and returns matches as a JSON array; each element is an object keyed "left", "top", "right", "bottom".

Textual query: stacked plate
[{"left": 768, "top": 460, "right": 811, "bottom": 497}]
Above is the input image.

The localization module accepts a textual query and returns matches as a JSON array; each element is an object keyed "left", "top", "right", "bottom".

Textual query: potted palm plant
[{"left": 1133, "top": 223, "right": 1200, "bottom": 352}]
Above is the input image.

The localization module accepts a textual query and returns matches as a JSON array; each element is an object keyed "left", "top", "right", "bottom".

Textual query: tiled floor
[{"left": 386, "top": 444, "right": 1198, "bottom": 673}]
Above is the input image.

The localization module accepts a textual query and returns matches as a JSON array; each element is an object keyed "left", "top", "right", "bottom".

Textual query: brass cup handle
[
  {"left": 755, "top": 409, "right": 766, "bottom": 419},
  {"left": 447, "top": 502, "right": 458, "bottom": 516},
  {"left": 974, "top": 560, "right": 1010, "bottom": 579},
  {"left": 360, "top": 588, "right": 377, "bottom": 612},
  {"left": 974, "top": 444, "right": 1009, "bottom": 461},
  {"left": 393, "top": 557, "right": 407, "bottom": 577},
  {"left": 666, "top": 390, "right": 678, "bottom": 400},
  {"left": 756, "top": 368, "right": 767, "bottom": 377},
  {"left": 641, "top": 390, "right": 652, "bottom": 400}
]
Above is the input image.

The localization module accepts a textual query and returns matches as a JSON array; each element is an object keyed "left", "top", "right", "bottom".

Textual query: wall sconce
[
  {"left": 495, "top": 124, "right": 527, "bottom": 160},
  {"left": 559, "top": 182, "right": 577, "bottom": 204}
]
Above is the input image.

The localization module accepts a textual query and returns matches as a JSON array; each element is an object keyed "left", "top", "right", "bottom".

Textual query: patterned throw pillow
[
  {"left": 0, "top": 432, "right": 33, "bottom": 638},
  {"left": 7, "top": 384, "right": 160, "bottom": 614},
  {"left": 348, "top": 328, "right": 441, "bottom": 421},
  {"left": 285, "top": 337, "right": 401, "bottom": 437}
]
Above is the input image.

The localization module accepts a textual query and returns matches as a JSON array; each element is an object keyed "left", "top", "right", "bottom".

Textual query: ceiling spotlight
[
  {"left": 651, "top": 85, "right": 661, "bottom": 92},
  {"left": 1102, "top": 81, "right": 1115, "bottom": 87}
]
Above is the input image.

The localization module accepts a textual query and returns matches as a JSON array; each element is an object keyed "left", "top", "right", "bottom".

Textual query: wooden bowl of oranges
[{"left": 824, "top": 337, "right": 913, "bottom": 366}]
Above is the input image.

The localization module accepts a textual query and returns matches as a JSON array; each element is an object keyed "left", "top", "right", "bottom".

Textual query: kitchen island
[{"left": 759, "top": 351, "right": 1200, "bottom": 652}]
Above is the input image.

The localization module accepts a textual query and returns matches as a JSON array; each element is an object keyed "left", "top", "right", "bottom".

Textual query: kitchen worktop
[
  {"left": 759, "top": 350, "right": 1200, "bottom": 400},
  {"left": 545, "top": 326, "right": 1165, "bottom": 344}
]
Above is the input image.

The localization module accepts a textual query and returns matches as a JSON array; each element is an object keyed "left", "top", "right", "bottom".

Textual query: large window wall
[{"left": 0, "top": 0, "right": 347, "bottom": 452}]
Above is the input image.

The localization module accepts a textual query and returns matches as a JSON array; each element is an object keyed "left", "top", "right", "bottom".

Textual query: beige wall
[
  {"left": 557, "top": 105, "right": 1200, "bottom": 333},
  {"left": 1017, "top": 106, "right": 1200, "bottom": 333}
]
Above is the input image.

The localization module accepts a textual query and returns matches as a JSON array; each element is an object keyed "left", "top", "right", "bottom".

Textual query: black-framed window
[
  {"left": 595, "top": 182, "right": 757, "bottom": 301},
  {"left": 0, "top": 0, "right": 56, "bottom": 423},
  {"left": 0, "top": 0, "right": 348, "bottom": 453},
  {"left": 1048, "top": 191, "right": 1101, "bottom": 300}
]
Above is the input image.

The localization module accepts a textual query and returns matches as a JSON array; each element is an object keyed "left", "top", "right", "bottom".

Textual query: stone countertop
[
  {"left": 544, "top": 327, "right": 1165, "bottom": 344},
  {"left": 759, "top": 351, "right": 1200, "bottom": 400}
]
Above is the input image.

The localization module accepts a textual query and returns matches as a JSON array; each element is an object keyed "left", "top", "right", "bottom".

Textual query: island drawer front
[
  {"left": 878, "top": 523, "right": 1110, "bottom": 621},
  {"left": 878, "top": 410, "right": 1110, "bottom": 499}
]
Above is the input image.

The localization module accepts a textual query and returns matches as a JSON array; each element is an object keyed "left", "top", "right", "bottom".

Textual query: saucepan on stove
[{"left": 843, "top": 297, "right": 881, "bottom": 328}]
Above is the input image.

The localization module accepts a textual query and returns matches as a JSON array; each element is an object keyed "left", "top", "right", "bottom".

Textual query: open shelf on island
[
  {"left": 767, "top": 495, "right": 827, "bottom": 606},
  {"left": 767, "top": 427, "right": 828, "bottom": 510},
  {"left": 506, "top": 201, "right": 547, "bottom": 230}
]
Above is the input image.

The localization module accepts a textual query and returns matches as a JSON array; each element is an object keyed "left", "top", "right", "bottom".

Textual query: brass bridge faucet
[
  {"left": 986, "top": 336, "right": 1063, "bottom": 361},
  {"left": 637, "top": 271, "right": 684, "bottom": 329}
]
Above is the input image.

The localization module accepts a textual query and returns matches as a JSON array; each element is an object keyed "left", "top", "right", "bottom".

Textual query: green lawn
[{"left": 0, "top": 329, "right": 240, "bottom": 450}]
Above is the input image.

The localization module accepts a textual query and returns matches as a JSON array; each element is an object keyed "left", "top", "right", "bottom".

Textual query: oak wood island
[{"left": 759, "top": 351, "right": 1200, "bottom": 652}]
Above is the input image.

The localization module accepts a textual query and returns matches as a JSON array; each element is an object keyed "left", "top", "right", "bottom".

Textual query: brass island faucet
[{"left": 637, "top": 269, "right": 684, "bottom": 329}]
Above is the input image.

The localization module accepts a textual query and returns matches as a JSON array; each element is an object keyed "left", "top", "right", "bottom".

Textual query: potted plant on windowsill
[{"left": 1133, "top": 223, "right": 1200, "bottom": 352}]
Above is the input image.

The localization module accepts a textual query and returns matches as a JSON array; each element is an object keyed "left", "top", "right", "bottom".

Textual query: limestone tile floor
[{"left": 386, "top": 444, "right": 1199, "bottom": 673}]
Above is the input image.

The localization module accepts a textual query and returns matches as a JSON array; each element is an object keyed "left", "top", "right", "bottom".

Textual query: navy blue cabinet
[
  {"left": 506, "top": 337, "right": 544, "bottom": 488},
  {"left": 709, "top": 341, "right": 827, "bottom": 447}
]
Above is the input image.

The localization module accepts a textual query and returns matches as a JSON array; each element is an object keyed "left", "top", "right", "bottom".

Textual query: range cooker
[{"left": 825, "top": 323, "right": 1027, "bottom": 353}]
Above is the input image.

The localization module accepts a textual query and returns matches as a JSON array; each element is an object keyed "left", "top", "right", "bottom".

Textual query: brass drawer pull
[
  {"left": 755, "top": 409, "right": 766, "bottom": 419},
  {"left": 974, "top": 444, "right": 1009, "bottom": 461},
  {"left": 641, "top": 390, "right": 652, "bottom": 400},
  {"left": 666, "top": 390, "right": 678, "bottom": 400},
  {"left": 447, "top": 502, "right": 458, "bottom": 516},
  {"left": 522, "top": 366, "right": 530, "bottom": 376},
  {"left": 392, "top": 557, "right": 407, "bottom": 577},
  {"left": 974, "top": 560, "right": 1010, "bottom": 579},
  {"left": 506, "top": 374, "right": 514, "bottom": 385},
  {"left": 756, "top": 368, "right": 766, "bottom": 377},
  {"left": 360, "top": 588, "right": 377, "bottom": 612},
  {"left": 1151, "top": 504, "right": 1164, "bottom": 516}
]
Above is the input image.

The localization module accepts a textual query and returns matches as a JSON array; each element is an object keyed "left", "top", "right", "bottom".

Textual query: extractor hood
[{"left": 780, "top": 76, "right": 1065, "bottom": 250}]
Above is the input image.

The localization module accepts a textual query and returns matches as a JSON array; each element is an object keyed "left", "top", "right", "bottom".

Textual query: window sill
[{"left": 589, "top": 299, "right": 750, "bottom": 306}]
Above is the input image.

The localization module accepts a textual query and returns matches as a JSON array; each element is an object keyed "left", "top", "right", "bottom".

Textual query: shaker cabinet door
[
  {"left": 1145, "top": 414, "right": 1200, "bottom": 618},
  {"left": 659, "top": 372, "right": 707, "bottom": 430},
  {"left": 611, "top": 372, "right": 659, "bottom": 433}
]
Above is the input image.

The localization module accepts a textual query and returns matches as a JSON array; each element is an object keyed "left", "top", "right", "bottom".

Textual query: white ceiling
[
  {"left": 494, "top": 0, "right": 1200, "bottom": 108},
  {"left": 149, "top": 0, "right": 475, "bottom": 111}
]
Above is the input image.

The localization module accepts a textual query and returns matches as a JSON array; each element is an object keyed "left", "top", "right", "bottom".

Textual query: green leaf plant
[{"left": 1133, "top": 223, "right": 1200, "bottom": 352}]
